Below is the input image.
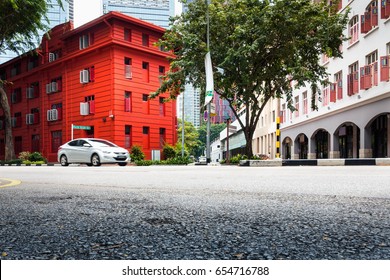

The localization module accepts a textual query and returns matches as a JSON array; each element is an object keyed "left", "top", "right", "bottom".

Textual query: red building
[{"left": 0, "top": 12, "right": 177, "bottom": 162}]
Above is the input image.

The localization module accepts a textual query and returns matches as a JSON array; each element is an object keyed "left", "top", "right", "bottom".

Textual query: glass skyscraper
[
  {"left": 0, "top": 0, "right": 73, "bottom": 64},
  {"left": 102, "top": 0, "right": 175, "bottom": 28}
]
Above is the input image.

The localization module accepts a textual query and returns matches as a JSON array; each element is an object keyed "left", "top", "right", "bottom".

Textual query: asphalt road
[{"left": 0, "top": 165, "right": 389, "bottom": 260}]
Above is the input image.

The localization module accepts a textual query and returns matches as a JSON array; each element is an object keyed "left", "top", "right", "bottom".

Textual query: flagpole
[{"left": 206, "top": 0, "right": 211, "bottom": 164}]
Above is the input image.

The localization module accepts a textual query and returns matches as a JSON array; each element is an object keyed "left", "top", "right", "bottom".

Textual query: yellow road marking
[{"left": 0, "top": 178, "right": 21, "bottom": 188}]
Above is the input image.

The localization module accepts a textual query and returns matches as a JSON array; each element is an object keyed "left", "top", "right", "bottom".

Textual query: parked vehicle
[
  {"left": 198, "top": 156, "right": 207, "bottom": 165},
  {"left": 58, "top": 138, "right": 130, "bottom": 166}
]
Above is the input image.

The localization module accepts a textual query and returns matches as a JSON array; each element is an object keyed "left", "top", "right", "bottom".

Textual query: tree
[
  {"left": 196, "top": 122, "right": 226, "bottom": 156},
  {"left": 0, "top": 0, "right": 63, "bottom": 161},
  {"left": 177, "top": 119, "right": 201, "bottom": 156},
  {"left": 152, "top": 0, "right": 348, "bottom": 158}
]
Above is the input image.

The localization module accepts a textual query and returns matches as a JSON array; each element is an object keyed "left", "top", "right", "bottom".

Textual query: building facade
[
  {"left": 177, "top": 83, "right": 201, "bottom": 127},
  {"left": 0, "top": 12, "right": 177, "bottom": 162},
  {"left": 102, "top": 0, "right": 175, "bottom": 29},
  {"left": 280, "top": 0, "right": 390, "bottom": 159},
  {"left": 0, "top": 0, "right": 73, "bottom": 64}
]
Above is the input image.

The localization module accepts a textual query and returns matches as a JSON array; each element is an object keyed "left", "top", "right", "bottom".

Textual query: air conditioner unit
[
  {"left": 47, "top": 109, "right": 59, "bottom": 121},
  {"left": 80, "top": 70, "right": 89, "bottom": 84},
  {"left": 48, "top": 52, "right": 56, "bottom": 62},
  {"left": 26, "top": 87, "right": 35, "bottom": 99},
  {"left": 80, "top": 102, "right": 89, "bottom": 115},
  {"left": 11, "top": 117, "right": 17, "bottom": 128},
  {"left": 26, "top": 114, "right": 34, "bottom": 125}
]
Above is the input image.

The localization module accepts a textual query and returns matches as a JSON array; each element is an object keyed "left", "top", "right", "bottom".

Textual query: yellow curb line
[{"left": 0, "top": 178, "right": 21, "bottom": 188}]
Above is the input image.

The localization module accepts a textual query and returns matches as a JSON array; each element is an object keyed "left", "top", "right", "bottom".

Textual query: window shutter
[
  {"left": 371, "top": 7, "right": 378, "bottom": 26},
  {"left": 125, "top": 97, "right": 131, "bottom": 112},
  {"left": 330, "top": 83, "right": 336, "bottom": 103},
  {"left": 380, "top": 56, "right": 389, "bottom": 82},
  {"left": 89, "top": 66, "right": 95, "bottom": 82},
  {"left": 88, "top": 100, "right": 95, "bottom": 114}
]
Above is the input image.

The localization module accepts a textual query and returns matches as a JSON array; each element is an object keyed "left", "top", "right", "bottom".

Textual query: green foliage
[
  {"left": 130, "top": 145, "right": 145, "bottom": 162},
  {"left": 177, "top": 119, "right": 201, "bottom": 156},
  {"left": 29, "top": 152, "right": 47, "bottom": 162},
  {"left": 18, "top": 151, "right": 47, "bottom": 164},
  {"left": 162, "top": 144, "right": 176, "bottom": 159},
  {"left": 134, "top": 156, "right": 191, "bottom": 166},
  {"left": 153, "top": 0, "right": 349, "bottom": 158}
]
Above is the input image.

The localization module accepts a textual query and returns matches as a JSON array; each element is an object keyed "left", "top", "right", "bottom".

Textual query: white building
[{"left": 280, "top": 0, "right": 390, "bottom": 159}]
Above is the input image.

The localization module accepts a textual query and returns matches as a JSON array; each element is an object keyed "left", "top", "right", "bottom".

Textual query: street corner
[{"left": 0, "top": 178, "right": 21, "bottom": 189}]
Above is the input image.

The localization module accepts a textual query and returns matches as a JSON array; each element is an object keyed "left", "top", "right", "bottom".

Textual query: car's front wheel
[
  {"left": 60, "top": 155, "right": 69, "bottom": 166},
  {"left": 91, "top": 154, "right": 101, "bottom": 166}
]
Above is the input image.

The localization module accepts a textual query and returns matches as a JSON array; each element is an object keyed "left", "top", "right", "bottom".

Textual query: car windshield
[{"left": 90, "top": 139, "right": 117, "bottom": 147}]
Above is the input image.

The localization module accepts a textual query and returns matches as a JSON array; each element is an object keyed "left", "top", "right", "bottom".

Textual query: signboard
[
  {"left": 73, "top": 125, "right": 91, "bottom": 130},
  {"left": 210, "top": 103, "right": 216, "bottom": 117}
]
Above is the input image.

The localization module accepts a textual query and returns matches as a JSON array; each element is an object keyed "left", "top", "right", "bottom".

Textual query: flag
[{"left": 204, "top": 51, "right": 214, "bottom": 105}]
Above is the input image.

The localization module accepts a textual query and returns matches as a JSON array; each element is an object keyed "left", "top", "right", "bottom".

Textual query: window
[
  {"left": 380, "top": 43, "right": 390, "bottom": 82},
  {"left": 159, "top": 97, "right": 165, "bottom": 116},
  {"left": 124, "top": 57, "right": 132, "bottom": 79},
  {"left": 15, "top": 136, "right": 23, "bottom": 155},
  {"left": 79, "top": 33, "right": 94, "bottom": 49},
  {"left": 334, "top": 71, "right": 343, "bottom": 100},
  {"left": 294, "top": 96, "right": 300, "bottom": 117},
  {"left": 80, "top": 66, "right": 95, "bottom": 83},
  {"left": 142, "top": 61, "right": 149, "bottom": 82},
  {"left": 361, "top": 1, "right": 379, "bottom": 34},
  {"left": 159, "top": 66, "right": 165, "bottom": 84},
  {"left": 349, "top": 16, "right": 359, "bottom": 45},
  {"left": 47, "top": 103, "right": 63, "bottom": 121},
  {"left": 11, "top": 88, "right": 22, "bottom": 104},
  {"left": 12, "top": 112, "right": 22, "bottom": 128},
  {"left": 125, "top": 125, "right": 132, "bottom": 149},
  {"left": 159, "top": 128, "right": 166, "bottom": 148},
  {"left": 46, "top": 77, "right": 62, "bottom": 94},
  {"left": 142, "top": 33, "right": 149, "bottom": 47},
  {"left": 124, "top": 91, "right": 132, "bottom": 112},
  {"left": 0, "top": 69, "right": 7, "bottom": 80},
  {"left": 10, "top": 63, "right": 21, "bottom": 77},
  {"left": 142, "top": 126, "right": 150, "bottom": 149},
  {"left": 26, "top": 82, "right": 39, "bottom": 99},
  {"left": 124, "top": 28, "right": 132, "bottom": 42},
  {"left": 281, "top": 104, "right": 286, "bottom": 123},
  {"left": 80, "top": 95, "right": 95, "bottom": 115},
  {"left": 381, "top": 0, "right": 390, "bottom": 19},
  {"left": 31, "top": 134, "right": 40, "bottom": 153},
  {"left": 361, "top": 50, "right": 378, "bottom": 89},
  {"left": 51, "top": 130, "right": 62, "bottom": 153},
  {"left": 26, "top": 108, "right": 40, "bottom": 125},
  {"left": 347, "top": 62, "right": 359, "bottom": 95},
  {"left": 48, "top": 49, "right": 61, "bottom": 63},
  {"left": 302, "top": 91, "right": 308, "bottom": 115},
  {"left": 143, "top": 94, "right": 150, "bottom": 114},
  {"left": 27, "top": 56, "right": 39, "bottom": 70}
]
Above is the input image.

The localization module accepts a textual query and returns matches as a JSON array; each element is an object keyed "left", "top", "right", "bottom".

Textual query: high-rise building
[
  {"left": 177, "top": 83, "right": 201, "bottom": 128},
  {"left": 102, "top": 0, "right": 175, "bottom": 29},
  {"left": 0, "top": 0, "right": 73, "bottom": 64}
]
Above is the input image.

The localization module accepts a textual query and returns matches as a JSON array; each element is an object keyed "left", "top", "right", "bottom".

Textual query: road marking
[{"left": 0, "top": 178, "right": 21, "bottom": 188}]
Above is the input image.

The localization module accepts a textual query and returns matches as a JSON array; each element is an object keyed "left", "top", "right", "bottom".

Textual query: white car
[
  {"left": 58, "top": 138, "right": 130, "bottom": 166},
  {"left": 198, "top": 156, "right": 207, "bottom": 165}
]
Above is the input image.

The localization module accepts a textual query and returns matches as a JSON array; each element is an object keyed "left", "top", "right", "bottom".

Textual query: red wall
[{"left": 0, "top": 12, "right": 177, "bottom": 162}]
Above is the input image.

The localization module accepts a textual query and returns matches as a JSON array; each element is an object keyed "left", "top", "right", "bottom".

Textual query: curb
[
  {"left": 0, "top": 163, "right": 60, "bottom": 167},
  {"left": 240, "top": 158, "right": 390, "bottom": 167}
]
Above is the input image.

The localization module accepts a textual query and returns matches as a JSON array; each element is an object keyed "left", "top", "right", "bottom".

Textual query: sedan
[{"left": 58, "top": 138, "right": 130, "bottom": 166}]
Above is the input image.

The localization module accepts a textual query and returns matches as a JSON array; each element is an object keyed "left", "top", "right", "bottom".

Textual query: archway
[
  {"left": 294, "top": 134, "right": 308, "bottom": 159},
  {"left": 368, "top": 114, "right": 389, "bottom": 158},
  {"left": 335, "top": 122, "right": 360, "bottom": 158},
  {"left": 282, "top": 137, "right": 292, "bottom": 159},
  {"left": 313, "top": 129, "right": 329, "bottom": 159}
]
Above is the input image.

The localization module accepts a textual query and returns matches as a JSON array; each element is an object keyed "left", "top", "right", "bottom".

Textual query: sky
[{"left": 73, "top": 0, "right": 182, "bottom": 28}]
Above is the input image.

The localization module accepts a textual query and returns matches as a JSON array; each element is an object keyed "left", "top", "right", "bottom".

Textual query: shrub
[
  {"left": 29, "top": 152, "right": 47, "bottom": 163},
  {"left": 162, "top": 144, "right": 176, "bottom": 160},
  {"left": 130, "top": 145, "right": 145, "bottom": 162},
  {"left": 18, "top": 151, "right": 31, "bottom": 161}
]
